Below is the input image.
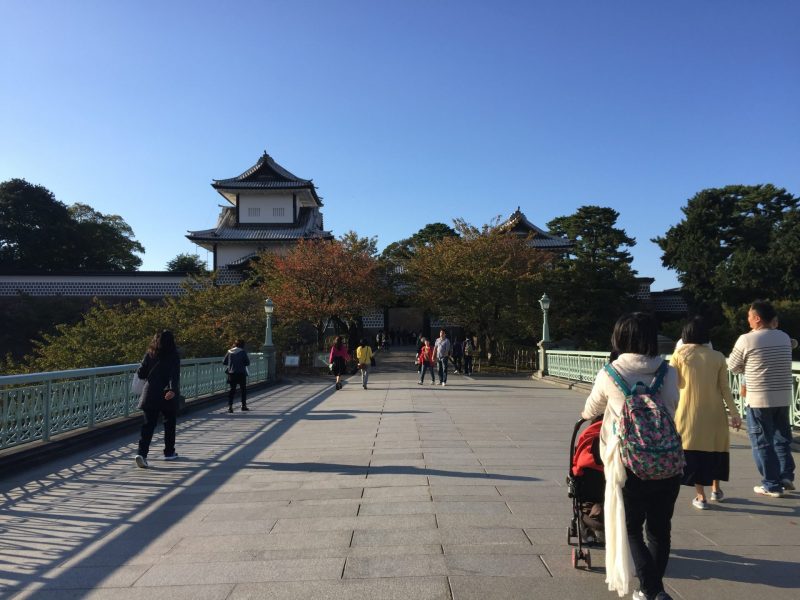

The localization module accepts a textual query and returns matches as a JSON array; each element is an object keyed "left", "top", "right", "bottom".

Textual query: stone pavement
[{"left": 1, "top": 349, "right": 798, "bottom": 600}]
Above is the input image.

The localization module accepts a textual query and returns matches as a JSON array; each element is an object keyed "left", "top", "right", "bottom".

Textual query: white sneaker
[
  {"left": 135, "top": 455, "right": 148, "bottom": 469},
  {"left": 632, "top": 591, "right": 646, "bottom": 600},
  {"left": 441, "top": 382, "right": 445, "bottom": 386},
  {"left": 710, "top": 489, "right": 724, "bottom": 502},
  {"left": 754, "top": 485, "right": 783, "bottom": 498},
  {"left": 781, "top": 479, "right": 795, "bottom": 491},
  {"left": 692, "top": 497, "right": 708, "bottom": 510}
]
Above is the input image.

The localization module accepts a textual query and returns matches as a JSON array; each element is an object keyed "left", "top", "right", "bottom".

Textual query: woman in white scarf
[{"left": 582, "top": 313, "right": 680, "bottom": 600}]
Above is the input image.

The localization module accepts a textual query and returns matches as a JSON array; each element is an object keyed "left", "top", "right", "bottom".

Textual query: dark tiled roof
[
  {"left": 212, "top": 151, "right": 322, "bottom": 205},
  {"left": 186, "top": 206, "right": 333, "bottom": 243},
  {"left": 498, "top": 208, "right": 573, "bottom": 249}
]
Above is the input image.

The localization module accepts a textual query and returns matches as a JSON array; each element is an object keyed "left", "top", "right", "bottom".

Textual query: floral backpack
[{"left": 604, "top": 361, "right": 685, "bottom": 480}]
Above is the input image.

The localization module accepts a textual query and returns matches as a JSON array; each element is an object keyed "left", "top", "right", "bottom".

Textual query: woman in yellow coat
[{"left": 670, "top": 317, "right": 742, "bottom": 509}]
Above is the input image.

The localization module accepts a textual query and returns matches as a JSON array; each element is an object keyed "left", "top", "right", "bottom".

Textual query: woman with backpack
[
  {"left": 134, "top": 330, "right": 181, "bottom": 468},
  {"left": 329, "top": 336, "right": 351, "bottom": 390},
  {"left": 670, "top": 317, "right": 741, "bottom": 509},
  {"left": 581, "top": 313, "right": 681, "bottom": 600}
]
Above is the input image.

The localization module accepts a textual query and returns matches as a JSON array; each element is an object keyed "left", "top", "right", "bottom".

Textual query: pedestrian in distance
[
  {"left": 727, "top": 300, "right": 795, "bottom": 497},
  {"left": 582, "top": 313, "right": 681, "bottom": 600},
  {"left": 417, "top": 338, "right": 437, "bottom": 385},
  {"left": 329, "top": 335, "right": 351, "bottom": 390},
  {"left": 134, "top": 330, "right": 181, "bottom": 468},
  {"left": 452, "top": 337, "right": 463, "bottom": 373},
  {"left": 463, "top": 335, "right": 474, "bottom": 375},
  {"left": 223, "top": 338, "right": 250, "bottom": 413},
  {"left": 356, "top": 338, "right": 374, "bottom": 389},
  {"left": 434, "top": 329, "right": 452, "bottom": 386},
  {"left": 670, "top": 317, "right": 741, "bottom": 509}
]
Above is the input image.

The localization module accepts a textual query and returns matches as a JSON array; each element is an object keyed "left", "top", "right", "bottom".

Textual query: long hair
[
  {"left": 148, "top": 330, "right": 177, "bottom": 358},
  {"left": 334, "top": 335, "right": 343, "bottom": 350}
]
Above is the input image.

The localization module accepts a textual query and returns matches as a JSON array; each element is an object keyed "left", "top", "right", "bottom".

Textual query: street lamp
[
  {"left": 539, "top": 293, "right": 551, "bottom": 343},
  {"left": 263, "top": 298, "right": 274, "bottom": 348}
]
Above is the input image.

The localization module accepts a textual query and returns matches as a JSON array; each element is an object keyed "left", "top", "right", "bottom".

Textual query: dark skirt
[
  {"left": 681, "top": 450, "right": 730, "bottom": 486},
  {"left": 331, "top": 356, "right": 347, "bottom": 376}
]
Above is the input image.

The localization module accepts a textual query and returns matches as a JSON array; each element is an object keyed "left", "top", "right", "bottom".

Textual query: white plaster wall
[
  {"left": 216, "top": 245, "right": 260, "bottom": 266},
  {"left": 239, "top": 193, "right": 294, "bottom": 224}
]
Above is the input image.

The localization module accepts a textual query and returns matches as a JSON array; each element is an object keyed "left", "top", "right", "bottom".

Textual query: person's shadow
[{"left": 669, "top": 549, "right": 800, "bottom": 588}]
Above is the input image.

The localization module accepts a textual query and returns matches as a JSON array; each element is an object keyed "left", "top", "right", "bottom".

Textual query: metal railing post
[
  {"left": 43, "top": 380, "right": 52, "bottom": 442},
  {"left": 89, "top": 375, "right": 96, "bottom": 429}
]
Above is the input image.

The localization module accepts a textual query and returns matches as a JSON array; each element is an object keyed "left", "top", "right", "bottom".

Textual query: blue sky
[{"left": 2, "top": 0, "right": 798, "bottom": 290}]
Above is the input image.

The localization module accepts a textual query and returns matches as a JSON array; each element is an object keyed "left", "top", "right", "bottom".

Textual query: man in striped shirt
[{"left": 727, "top": 300, "right": 795, "bottom": 497}]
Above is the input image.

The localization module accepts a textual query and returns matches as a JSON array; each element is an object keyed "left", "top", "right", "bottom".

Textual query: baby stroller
[{"left": 566, "top": 417, "right": 605, "bottom": 569}]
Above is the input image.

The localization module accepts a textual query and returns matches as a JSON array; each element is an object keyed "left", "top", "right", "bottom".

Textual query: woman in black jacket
[
  {"left": 223, "top": 338, "right": 250, "bottom": 413},
  {"left": 135, "top": 330, "right": 181, "bottom": 468}
]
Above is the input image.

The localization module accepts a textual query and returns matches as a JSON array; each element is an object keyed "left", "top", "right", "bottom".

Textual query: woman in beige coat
[{"left": 670, "top": 317, "right": 742, "bottom": 509}]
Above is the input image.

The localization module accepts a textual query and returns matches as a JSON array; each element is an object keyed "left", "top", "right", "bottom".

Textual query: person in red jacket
[
  {"left": 329, "top": 335, "right": 351, "bottom": 390},
  {"left": 417, "top": 338, "right": 438, "bottom": 385}
]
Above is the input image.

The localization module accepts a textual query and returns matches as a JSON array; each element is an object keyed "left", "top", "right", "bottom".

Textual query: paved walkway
[{"left": 1, "top": 349, "right": 798, "bottom": 599}]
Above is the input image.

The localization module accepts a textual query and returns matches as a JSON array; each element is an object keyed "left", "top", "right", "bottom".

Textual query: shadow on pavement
[
  {"left": 251, "top": 461, "right": 540, "bottom": 481},
  {"left": 670, "top": 548, "right": 800, "bottom": 587}
]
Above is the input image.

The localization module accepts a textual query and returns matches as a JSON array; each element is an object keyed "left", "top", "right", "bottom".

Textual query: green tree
[
  {"left": 405, "top": 222, "right": 551, "bottom": 360},
  {"left": 546, "top": 206, "right": 639, "bottom": 348},
  {"left": 339, "top": 230, "right": 378, "bottom": 257},
  {"left": 0, "top": 179, "right": 144, "bottom": 272},
  {"left": 68, "top": 203, "right": 144, "bottom": 271},
  {"left": 654, "top": 185, "right": 800, "bottom": 311},
  {"left": 166, "top": 253, "right": 208, "bottom": 273}
]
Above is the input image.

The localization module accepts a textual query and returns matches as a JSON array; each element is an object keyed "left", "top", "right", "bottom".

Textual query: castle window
[{"left": 248, "top": 207, "right": 260, "bottom": 217}]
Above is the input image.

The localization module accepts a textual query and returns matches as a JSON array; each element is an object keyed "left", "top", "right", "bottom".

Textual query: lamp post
[
  {"left": 536, "top": 292, "right": 553, "bottom": 378},
  {"left": 539, "top": 293, "right": 551, "bottom": 343},
  {"left": 262, "top": 298, "right": 276, "bottom": 380}
]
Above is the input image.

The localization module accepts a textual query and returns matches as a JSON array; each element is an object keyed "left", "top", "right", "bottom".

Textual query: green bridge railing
[
  {"left": 0, "top": 354, "right": 269, "bottom": 452},
  {"left": 545, "top": 350, "right": 800, "bottom": 428}
]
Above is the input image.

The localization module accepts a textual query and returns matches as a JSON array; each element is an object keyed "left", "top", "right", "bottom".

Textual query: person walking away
[
  {"left": 135, "top": 330, "right": 181, "bottom": 468},
  {"left": 356, "top": 338, "right": 374, "bottom": 389},
  {"left": 223, "top": 339, "right": 250, "bottom": 413},
  {"left": 670, "top": 317, "right": 741, "bottom": 509},
  {"left": 434, "top": 329, "right": 452, "bottom": 386},
  {"left": 463, "top": 335, "right": 474, "bottom": 375},
  {"left": 417, "top": 338, "right": 437, "bottom": 385},
  {"left": 727, "top": 300, "right": 795, "bottom": 497},
  {"left": 452, "top": 338, "right": 463, "bottom": 373},
  {"left": 581, "top": 313, "right": 681, "bottom": 600},
  {"left": 329, "top": 336, "right": 351, "bottom": 390}
]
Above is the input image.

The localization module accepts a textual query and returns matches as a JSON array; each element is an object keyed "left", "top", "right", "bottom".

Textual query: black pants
[
  {"left": 463, "top": 356, "right": 473, "bottom": 375},
  {"left": 228, "top": 372, "right": 247, "bottom": 406},
  {"left": 622, "top": 471, "right": 681, "bottom": 598},
  {"left": 138, "top": 407, "right": 177, "bottom": 458}
]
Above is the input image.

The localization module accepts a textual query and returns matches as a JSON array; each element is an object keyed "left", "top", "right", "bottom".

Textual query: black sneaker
[
  {"left": 228, "top": 406, "right": 234, "bottom": 413},
  {"left": 241, "top": 406, "right": 250, "bottom": 411},
  {"left": 163, "top": 452, "right": 179, "bottom": 461}
]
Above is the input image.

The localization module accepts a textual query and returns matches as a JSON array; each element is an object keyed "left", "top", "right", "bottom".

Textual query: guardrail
[
  {"left": 545, "top": 349, "right": 800, "bottom": 428},
  {"left": 0, "top": 354, "right": 269, "bottom": 451}
]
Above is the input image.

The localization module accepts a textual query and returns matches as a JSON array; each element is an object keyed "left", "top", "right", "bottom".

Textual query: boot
[
  {"left": 241, "top": 404, "right": 250, "bottom": 411},
  {"left": 228, "top": 405, "right": 234, "bottom": 413}
]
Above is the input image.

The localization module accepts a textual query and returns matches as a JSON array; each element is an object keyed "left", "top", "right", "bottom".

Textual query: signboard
[{"left": 284, "top": 355, "right": 300, "bottom": 367}]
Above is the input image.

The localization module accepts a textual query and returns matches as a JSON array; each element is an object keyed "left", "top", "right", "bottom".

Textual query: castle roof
[
  {"left": 497, "top": 208, "right": 573, "bottom": 249},
  {"left": 186, "top": 206, "right": 333, "bottom": 247},
  {"left": 212, "top": 151, "right": 322, "bottom": 206}
]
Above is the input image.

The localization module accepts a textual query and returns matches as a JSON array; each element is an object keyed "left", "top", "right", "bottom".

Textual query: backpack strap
[
  {"left": 648, "top": 361, "right": 669, "bottom": 395},
  {"left": 603, "top": 363, "right": 632, "bottom": 396}
]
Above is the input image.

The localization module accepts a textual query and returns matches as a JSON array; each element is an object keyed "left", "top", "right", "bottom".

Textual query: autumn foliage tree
[
  {"left": 405, "top": 220, "right": 553, "bottom": 360},
  {"left": 251, "top": 239, "right": 385, "bottom": 349}
]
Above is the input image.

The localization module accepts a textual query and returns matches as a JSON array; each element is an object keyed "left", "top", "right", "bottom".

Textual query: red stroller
[{"left": 566, "top": 417, "right": 605, "bottom": 569}]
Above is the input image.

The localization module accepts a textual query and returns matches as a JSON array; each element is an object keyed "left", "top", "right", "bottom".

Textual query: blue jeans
[
  {"left": 747, "top": 406, "right": 795, "bottom": 492},
  {"left": 420, "top": 363, "right": 436, "bottom": 383},
  {"left": 438, "top": 357, "right": 449, "bottom": 383}
]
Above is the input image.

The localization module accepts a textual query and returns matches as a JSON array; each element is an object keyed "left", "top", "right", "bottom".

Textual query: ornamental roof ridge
[
  {"left": 212, "top": 150, "right": 314, "bottom": 187},
  {"left": 497, "top": 207, "right": 573, "bottom": 249}
]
